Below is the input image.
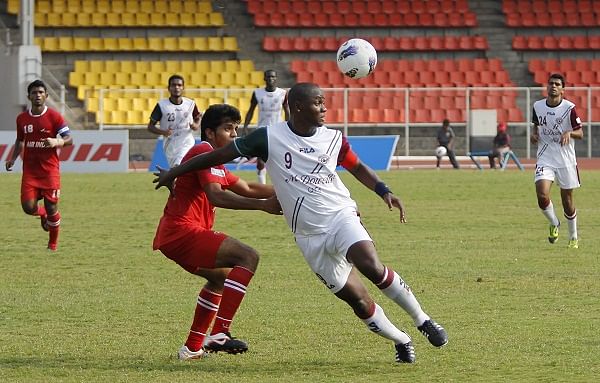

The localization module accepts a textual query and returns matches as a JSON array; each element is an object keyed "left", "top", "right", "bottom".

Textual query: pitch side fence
[{"left": 89, "top": 86, "right": 600, "bottom": 158}]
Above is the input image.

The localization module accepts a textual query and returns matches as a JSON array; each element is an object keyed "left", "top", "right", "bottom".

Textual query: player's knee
[
  {"left": 537, "top": 196, "right": 550, "bottom": 209},
  {"left": 21, "top": 203, "right": 37, "bottom": 215},
  {"left": 236, "top": 247, "right": 259, "bottom": 271},
  {"left": 350, "top": 296, "right": 374, "bottom": 318}
]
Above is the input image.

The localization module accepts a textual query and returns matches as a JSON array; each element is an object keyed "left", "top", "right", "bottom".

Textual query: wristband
[
  {"left": 57, "top": 137, "right": 65, "bottom": 147},
  {"left": 374, "top": 181, "right": 391, "bottom": 198}
]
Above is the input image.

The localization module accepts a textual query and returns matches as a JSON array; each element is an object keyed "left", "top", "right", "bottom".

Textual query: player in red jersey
[
  {"left": 152, "top": 104, "right": 282, "bottom": 360},
  {"left": 5, "top": 80, "right": 72, "bottom": 251}
]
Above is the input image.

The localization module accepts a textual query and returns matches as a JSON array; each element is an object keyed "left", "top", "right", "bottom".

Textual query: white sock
[
  {"left": 542, "top": 201, "right": 560, "bottom": 226},
  {"left": 565, "top": 210, "right": 578, "bottom": 240},
  {"left": 257, "top": 169, "right": 266, "bottom": 184},
  {"left": 360, "top": 303, "right": 411, "bottom": 344},
  {"left": 380, "top": 272, "right": 429, "bottom": 326}
]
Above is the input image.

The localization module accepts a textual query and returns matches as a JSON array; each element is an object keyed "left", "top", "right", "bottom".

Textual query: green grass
[{"left": 1, "top": 169, "right": 599, "bottom": 382}]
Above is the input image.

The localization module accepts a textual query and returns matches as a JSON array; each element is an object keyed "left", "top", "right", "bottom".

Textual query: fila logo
[{"left": 299, "top": 147, "right": 315, "bottom": 153}]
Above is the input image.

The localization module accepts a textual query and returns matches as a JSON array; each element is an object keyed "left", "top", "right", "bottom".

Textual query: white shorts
[
  {"left": 164, "top": 135, "right": 195, "bottom": 168},
  {"left": 534, "top": 164, "right": 581, "bottom": 189},
  {"left": 294, "top": 207, "right": 372, "bottom": 294}
]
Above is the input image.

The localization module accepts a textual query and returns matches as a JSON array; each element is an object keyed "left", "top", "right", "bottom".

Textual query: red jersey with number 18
[{"left": 16, "top": 106, "right": 69, "bottom": 178}]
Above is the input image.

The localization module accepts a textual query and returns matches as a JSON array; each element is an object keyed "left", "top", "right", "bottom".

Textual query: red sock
[
  {"left": 210, "top": 266, "right": 254, "bottom": 335},
  {"left": 185, "top": 288, "right": 222, "bottom": 352},
  {"left": 47, "top": 212, "right": 61, "bottom": 250}
]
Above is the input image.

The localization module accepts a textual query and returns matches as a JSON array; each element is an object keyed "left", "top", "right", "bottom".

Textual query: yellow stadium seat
[
  {"left": 62, "top": 12, "right": 76, "bottom": 26},
  {"left": 234, "top": 72, "right": 250, "bottom": 86},
  {"left": 52, "top": 1, "right": 66, "bottom": 13},
  {"left": 209, "top": 13, "right": 225, "bottom": 26},
  {"left": 145, "top": 72, "right": 163, "bottom": 87},
  {"left": 154, "top": 1, "right": 168, "bottom": 14},
  {"left": 207, "top": 37, "right": 223, "bottom": 51},
  {"left": 103, "top": 38, "right": 119, "bottom": 51},
  {"left": 163, "top": 37, "right": 178, "bottom": 52},
  {"left": 134, "top": 61, "right": 151, "bottom": 73},
  {"left": 7, "top": 0, "right": 19, "bottom": 14},
  {"left": 111, "top": 0, "right": 126, "bottom": 13},
  {"left": 131, "top": 98, "right": 149, "bottom": 113},
  {"left": 132, "top": 38, "right": 148, "bottom": 51},
  {"left": 116, "top": 98, "right": 131, "bottom": 111},
  {"left": 33, "top": 37, "right": 43, "bottom": 48},
  {"left": 106, "top": 13, "right": 121, "bottom": 27},
  {"left": 117, "top": 38, "right": 133, "bottom": 51},
  {"left": 88, "top": 38, "right": 104, "bottom": 51},
  {"left": 224, "top": 60, "right": 240, "bottom": 72},
  {"left": 114, "top": 72, "right": 130, "bottom": 86},
  {"left": 73, "top": 61, "right": 88, "bottom": 72},
  {"left": 57, "top": 37, "right": 73, "bottom": 51},
  {"left": 90, "top": 13, "right": 106, "bottom": 26},
  {"left": 139, "top": 0, "right": 154, "bottom": 14},
  {"left": 250, "top": 71, "right": 264, "bottom": 87},
  {"left": 169, "top": 1, "right": 182, "bottom": 13},
  {"left": 219, "top": 72, "right": 235, "bottom": 87},
  {"left": 239, "top": 60, "right": 254, "bottom": 72},
  {"left": 205, "top": 72, "right": 219, "bottom": 86},
  {"left": 69, "top": 72, "right": 85, "bottom": 87},
  {"left": 193, "top": 13, "right": 209, "bottom": 26},
  {"left": 81, "top": 0, "right": 95, "bottom": 13},
  {"left": 75, "top": 13, "right": 91, "bottom": 27},
  {"left": 223, "top": 37, "right": 238, "bottom": 51},
  {"left": 195, "top": 61, "right": 210, "bottom": 73},
  {"left": 96, "top": 0, "right": 110, "bottom": 14},
  {"left": 120, "top": 13, "right": 135, "bottom": 25},
  {"left": 86, "top": 97, "right": 99, "bottom": 113},
  {"left": 147, "top": 38, "right": 164, "bottom": 51},
  {"left": 88, "top": 60, "right": 105, "bottom": 73},
  {"left": 178, "top": 37, "right": 193, "bottom": 51},
  {"left": 119, "top": 61, "right": 134, "bottom": 73},
  {"left": 73, "top": 37, "right": 89, "bottom": 51},
  {"left": 209, "top": 61, "right": 225, "bottom": 73},
  {"left": 135, "top": 13, "right": 150, "bottom": 26},
  {"left": 104, "top": 61, "right": 120, "bottom": 73},
  {"left": 164, "top": 60, "right": 180, "bottom": 73},
  {"left": 180, "top": 61, "right": 195, "bottom": 74},
  {"left": 149, "top": 61, "right": 165, "bottom": 73},
  {"left": 183, "top": 2, "right": 197, "bottom": 13},
  {"left": 43, "top": 37, "right": 59, "bottom": 52},
  {"left": 198, "top": 2, "right": 212, "bottom": 13},
  {"left": 192, "top": 37, "right": 208, "bottom": 51},
  {"left": 99, "top": 72, "right": 115, "bottom": 86},
  {"left": 83, "top": 72, "right": 100, "bottom": 86},
  {"left": 46, "top": 13, "right": 61, "bottom": 26},
  {"left": 34, "top": 13, "right": 47, "bottom": 26},
  {"left": 130, "top": 72, "right": 146, "bottom": 86},
  {"left": 189, "top": 72, "right": 205, "bottom": 87}
]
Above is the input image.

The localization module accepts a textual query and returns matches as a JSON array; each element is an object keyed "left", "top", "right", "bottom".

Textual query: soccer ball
[
  {"left": 336, "top": 38, "right": 377, "bottom": 79},
  {"left": 435, "top": 146, "right": 447, "bottom": 158}
]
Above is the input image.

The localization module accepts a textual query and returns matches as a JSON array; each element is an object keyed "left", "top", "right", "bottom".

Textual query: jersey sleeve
[
  {"left": 531, "top": 107, "right": 539, "bottom": 125},
  {"left": 16, "top": 115, "right": 23, "bottom": 141},
  {"left": 52, "top": 110, "right": 69, "bottom": 136},
  {"left": 192, "top": 104, "right": 201, "bottom": 119},
  {"left": 570, "top": 108, "right": 582, "bottom": 130},
  {"left": 150, "top": 104, "right": 162, "bottom": 122},
  {"left": 338, "top": 136, "right": 359, "bottom": 169},
  {"left": 233, "top": 127, "right": 268, "bottom": 161}
]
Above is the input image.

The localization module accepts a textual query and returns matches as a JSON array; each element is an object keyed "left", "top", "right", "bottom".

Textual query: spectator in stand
[{"left": 488, "top": 122, "right": 512, "bottom": 169}]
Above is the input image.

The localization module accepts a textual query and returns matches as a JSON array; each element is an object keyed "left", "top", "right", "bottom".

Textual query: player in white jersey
[
  {"left": 531, "top": 73, "right": 583, "bottom": 249},
  {"left": 147, "top": 75, "right": 202, "bottom": 168},
  {"left": 242, "top": 70, "right": 289, "bottom": 184},
  {"left": 154, "top": 83, "right": 448, "bottom": 363}
]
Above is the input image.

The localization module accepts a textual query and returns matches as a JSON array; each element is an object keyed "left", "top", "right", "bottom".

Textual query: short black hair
[
  {"left": 549, "top": 73, "right": 565, "bottom": 87},
  {"left": 200, "top": 104, "right": 241, "bottom": 141},
  {"left": 168, "top": 74, "right": 184, "bottom": 87},
  {"left": 27, "top": 79, "right": 47, "bottom": 94},
  {"left": 443, "top": 118, "right": 450, "bottom": 126},
  {"left": 288, "top": 82, "right": 318, "bottom": 110}
]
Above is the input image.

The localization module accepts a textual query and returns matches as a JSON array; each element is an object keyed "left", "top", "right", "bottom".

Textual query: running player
[
  {"left": 147, "top": 74, "right": 202, "bottom": 168},
  {"left": 242, "top": 69, "right": 289, "bottom": 184},
  {"left": 531, "top": 73, "right": 583, "bottom": 249},
  {"left": 154, "top": 83, "right": 447, "bottom": 363},
  {"left": 152, "top": 104, "right": 282, "bottom": 360},
  {"left": 5, "top": 79, "right": 73, "bottom": 251}
]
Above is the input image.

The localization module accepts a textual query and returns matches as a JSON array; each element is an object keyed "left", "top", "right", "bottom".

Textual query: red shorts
[
  {"left": 21, "top": 176, "right": 60, "bottom": 204},
  {"left": 156, "top": 228, "right": 228, "bottom": 274}
]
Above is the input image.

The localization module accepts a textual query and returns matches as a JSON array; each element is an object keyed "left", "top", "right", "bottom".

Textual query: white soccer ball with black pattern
[{"left": 336, "top": 38, "right": 377, "bottom": 79}]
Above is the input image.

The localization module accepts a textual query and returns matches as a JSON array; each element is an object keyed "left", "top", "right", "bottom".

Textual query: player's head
[
  {"left": 442, "top": 118, "right": 450, "bottom": 127},
  {"left": 264, "top": 70, "right": 277, "bottom": 89},
  {"left": 288, "top": 83, "right": 326, "bottom": 127},
  {"left": 547, "top": 73, "right": 565, "bottom": 100},
  {"left": 26, "top": 79, "right": 48, "bottom": 107},
  {"left": 497, "top": 122, "right": 507, "bottom": 133},
  {"left": 201, "top": 104, "right": 242, "bottom": 147},
  {"left": 167, "top": 74, "right": 185, "bottom": 98}
]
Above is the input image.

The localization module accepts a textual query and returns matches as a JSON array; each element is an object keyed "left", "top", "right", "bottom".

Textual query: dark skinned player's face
[
  {"left": 300, "top": 87, "right": 327, "bottom": 127},
  {"left": 28, "top": 87, "right": 47, "bottom": 107}
]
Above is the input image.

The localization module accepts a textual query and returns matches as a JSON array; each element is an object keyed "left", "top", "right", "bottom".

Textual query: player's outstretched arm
[
  {"left": 153, "top": 142, "right": 240, "bottom": 190},
  {"left": 347, "top": 161, "right": 406, "bottom": 223},
  {"left": 228, "top": 179, "right": 275, "bottom": 199},
  {"left": 204, "top": 183, "right": 282, "bottom": 215}
]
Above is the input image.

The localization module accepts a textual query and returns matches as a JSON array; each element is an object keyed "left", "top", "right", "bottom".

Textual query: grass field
[{"left": 1, "top": 169, "right": 599, "bottom": 383}]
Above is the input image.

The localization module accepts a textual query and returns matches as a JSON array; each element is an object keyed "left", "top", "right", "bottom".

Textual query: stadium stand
[
  {"left": 513, "top": 35, "right": 600, "bottom": 51},
  {"left": 502, "top": 0, "right": 600, "bottom": 27}
]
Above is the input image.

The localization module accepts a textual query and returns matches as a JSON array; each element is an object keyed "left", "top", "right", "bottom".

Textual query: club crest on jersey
[
  {"left": 555, "top": 117, "right": 563, "bottom": 125},
  {"left": 299, "top": 147, "right": 315, "bottom": 153},
  {"left": 318, "top": 154, "right": 330, "bottom": 164}
]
